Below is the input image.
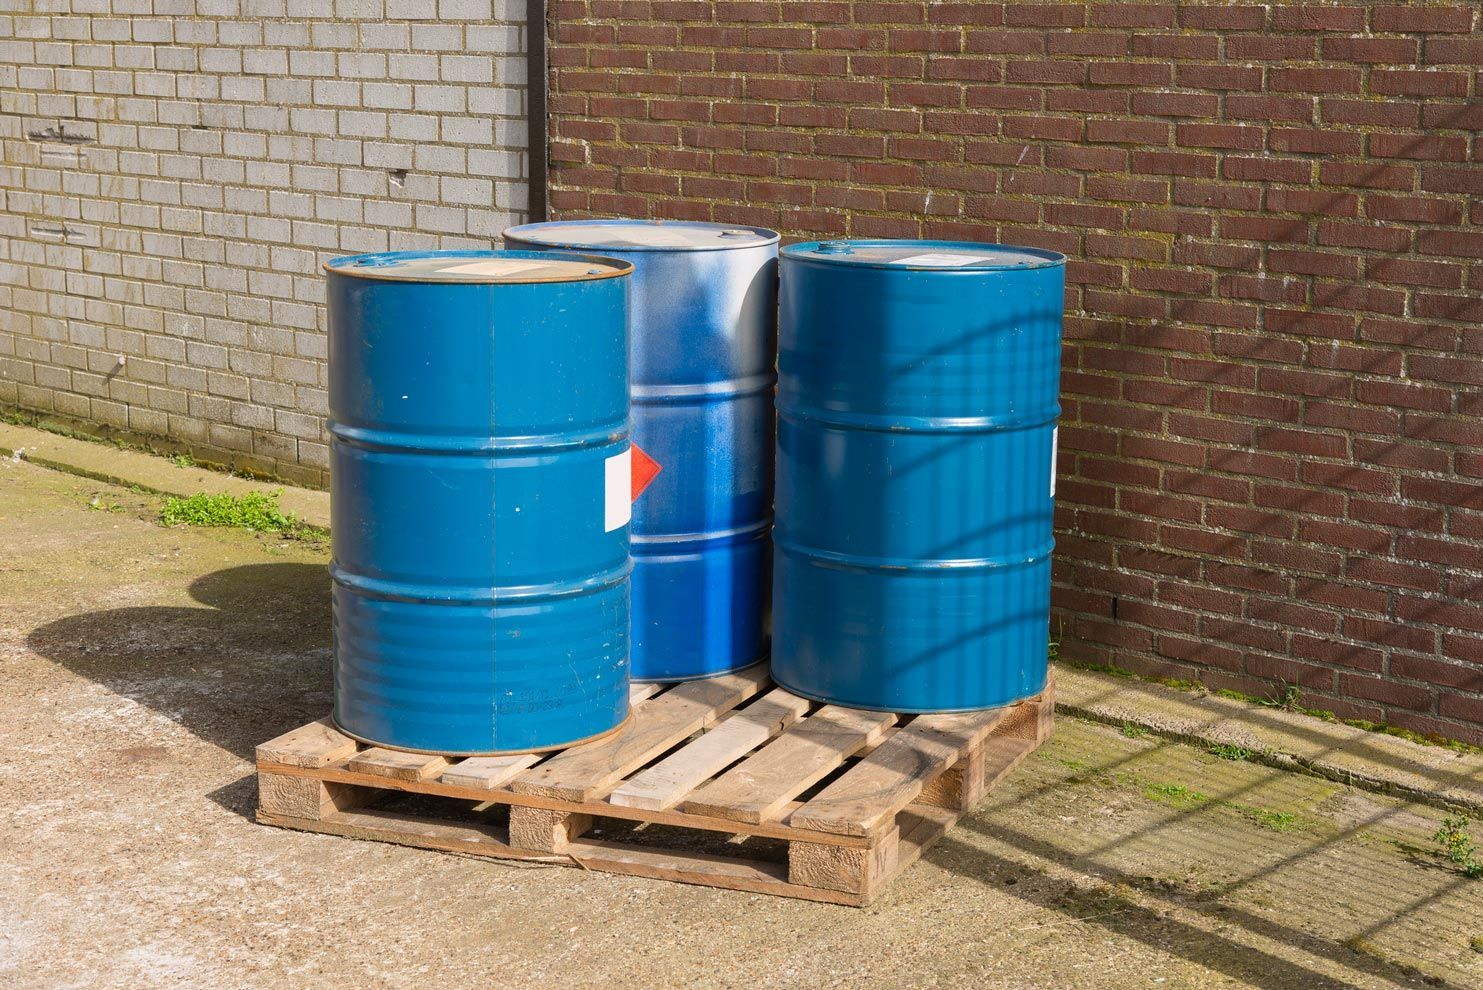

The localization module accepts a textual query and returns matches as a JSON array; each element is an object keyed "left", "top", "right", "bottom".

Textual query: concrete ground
[
  {"left": 2, "top": 454, "right": 1481, "bottom": 990},
  {"left": 0, "top": 420, "right": 330, "bottom": 528}
]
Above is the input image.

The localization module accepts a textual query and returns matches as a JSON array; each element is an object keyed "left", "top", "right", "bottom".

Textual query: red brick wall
[{"left": 545, "top": 2, "right": 1483, "bottom": 744}]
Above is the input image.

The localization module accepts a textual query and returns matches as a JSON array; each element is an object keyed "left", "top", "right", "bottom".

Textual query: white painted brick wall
[{"left": 0, "top": 0, "right": 530, "bottom": 486}]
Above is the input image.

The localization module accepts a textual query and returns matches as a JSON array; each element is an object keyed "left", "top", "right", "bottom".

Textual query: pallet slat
[
  {"left": 789, "top": 707, "right": 1008, "bottom": 837},
  {"left": 255, "top": 719, "right": 358, "bottom": 769},
  {"left": 329, "top": 683, "right": 660, "bottom": 791},
  {"left": 260, "top": 808, "right": 559, "bottom": 862},
  {"left": 263, "top": 807, "right": 861, "bottom": 906},
  {"left": 346, "top": 748, "right": 452, "bottom": 781},
  {"left": 511, "top": 664, "right": 770, "bottom": 802},
  {"left": 628, "top": 683, "right": 662, "bottom": 705},
  {"left": 608, "top": 689, "right": 811, "bottom": 811},
  {"left": 255, "top": 761, "right": 864, "bottom": 846},
  {"left": 979, "top": 735, "right": 1038, "bottom": 792},
  {"left": 682, "top": 706, "right": 896, "bottom": 825},
  {"left": 562, "top": 837, "right": 859, "bottom": 906},
  {"left": 440, "top": 754, "right": 541, "bottom": 790}
]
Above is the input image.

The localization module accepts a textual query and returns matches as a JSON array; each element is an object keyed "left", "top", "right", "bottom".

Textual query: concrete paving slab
[
  {"left": 2, "top": 458, "right": 1481, "bottom": 989},
  {"left": 1058, "top": 668, "right": 1483, "bottom": 815},
  {"left": 0, "top": 420, "right": 328, "bottom": 529}
]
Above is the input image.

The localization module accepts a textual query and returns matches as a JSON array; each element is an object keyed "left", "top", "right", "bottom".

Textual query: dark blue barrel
[
  {"left": 324, "top": 249, "right": 633, "bottom": 754},
  {"left": 503, "top": 220, "right": 779, "bottom": 682},
  {"left": 773, "top": 241, "right": 1066, "bottom": 712}
]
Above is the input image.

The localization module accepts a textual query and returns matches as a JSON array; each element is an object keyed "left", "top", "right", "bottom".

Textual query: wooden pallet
[{"left": 255, "top": 666, "right": 1054, "bottom": 906}]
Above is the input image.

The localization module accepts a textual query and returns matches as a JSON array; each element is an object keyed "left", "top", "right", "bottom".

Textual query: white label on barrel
[
  {"left": 891, "top": 253, "right": 985, "bottom": 267},
  {"left": 610, "top": 226, "right": 707, "bottom": 248},
  {"left": 604, "top": 448, "right": 631, "bottom": 532},
  {"left": 437, "top": 259, "right": 549, "bottom": 278},
  {"left": 1050, "top": 426, "right": 1059, "bottom": 498}
]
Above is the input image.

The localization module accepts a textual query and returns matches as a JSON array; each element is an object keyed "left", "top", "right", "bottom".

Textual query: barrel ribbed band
[
  {"left": 329, "top": 561, "right": 631, "bottom": 605},
  {"left": 328, "top": 419, "right": 628, "bottom": 454},
  {"left": 631, "top": 371, "right": 776, "bottom": 403},
  {"left": 776, "top": 403, "right": 1060, "bottom": 434},
  {"left": 773, "top": 536, "right": 1054, "bottom": 574},
  {"left": 631, "top": 520, "right": 771, "bottom": 555}
]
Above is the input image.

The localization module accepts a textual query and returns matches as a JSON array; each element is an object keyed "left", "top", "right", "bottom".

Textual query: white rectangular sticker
[
  {"left": 891, "top": 253, "right": 985, "bottom": 267},
  {"left": 1050, "top": 426, "right": 1059, "bottom": 499},
  {"left": 604, "top": 448, "right": 631, "bottom": 532},
  {"left": 437, "top": 259, "right": 547, "bottom": 278},
  {"left": 620, "top": 228, "right": 704, "bottom": 247}
]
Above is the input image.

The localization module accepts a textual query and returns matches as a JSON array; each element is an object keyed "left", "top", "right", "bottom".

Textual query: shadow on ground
[
  {"left": 918, "top": 725, "right": 1477, "bottom": 990},
  {"left": 26, "top": 562, "right": 333, "bottom": 776},
  {"left": 1063, "top": 673, "right": 1483, "bottom": 805},
  {"left": 931, "top": 826, "right": 1452, "bottom": 990}
]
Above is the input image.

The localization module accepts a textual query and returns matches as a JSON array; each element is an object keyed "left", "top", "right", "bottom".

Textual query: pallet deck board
[
  {"left": 609, "top": 688, "right": 811, "bottom": 811},
  {"left": 628, "top": 683, "right": 662, "bottom": 705},
  {"left": 255, "top": 667, "right": 1055, "bottom": 906},
  {"left": 789, "top": 707, "right": 1008, "bottom": 837},
  {"left": 259, "top": 760, "right": 865, "bottom": 847},
  {"left": 262, "top": 807, "right": 861, "bottom": 906},
  {"left": 346, "top": 748, "right": 452, "bottom": 781},
  {"left": 439, "top": 754, "right": 541, "bottom": 791},
  {"left": 682, "top": 705, "right": 897, "bottom": 825},
  {"left": 510, "top": 664, "right": 771, "bottom": 802},
  {"left": 255, "top": 718, "right": 358, "bottom": 769}
]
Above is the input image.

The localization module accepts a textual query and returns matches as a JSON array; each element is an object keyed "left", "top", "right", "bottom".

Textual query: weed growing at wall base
[
  {"left": 1207, "top": 744, "right": 1255, "bottom": 762},
  {"left": 1433, "top": 816, "right": 1483, "bottom": 879},
  {"left": 1069, "top": 658, "right": 1483, "bottom": 756},
  {"left": 161, "top": 490, "right": 311, "bottom": 538}
]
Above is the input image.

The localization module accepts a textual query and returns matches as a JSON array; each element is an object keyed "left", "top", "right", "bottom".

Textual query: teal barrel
[
  {"left": 772, "top": 241, "right": 1066, "bottom": 713},
  {"left": 324, "top": 250, "right": 634, "bottom": 754}
]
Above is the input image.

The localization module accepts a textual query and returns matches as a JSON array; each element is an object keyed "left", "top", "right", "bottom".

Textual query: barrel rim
[
  {"left": 768, "top": 669, "right": 1050, "bottom": 715},
  {"left": 323, "top": 248, "right": 634, "bottom": 283},
  {"left": 329, "top": 709, "right": 633, "bottom": 757},
  {"left": 780, "top": 239, "right": 1067, "bottom": 271},
  {"left": 504, "top": 218, "right": 782, "bottom": 252}
]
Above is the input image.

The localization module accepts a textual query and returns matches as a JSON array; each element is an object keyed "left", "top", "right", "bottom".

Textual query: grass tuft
[
  {"left": 1207, "top": 743, "right": 1254, "bottom": 762},
  {"left": 1235, "top": 805, "right": 1299, "bottom": 832},
  {"left": 1144, "top": 782, "right": 1207, "bottom": 807},
  {"left": 161, "top": 489, "right": 305, "bottom": 535}
]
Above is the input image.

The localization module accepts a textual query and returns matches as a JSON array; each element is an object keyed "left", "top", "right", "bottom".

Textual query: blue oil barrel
[
  {"left": 772, "top": 241, "right": 1066, "bottom": 712},
  {"left": 324, "top": 249, "right": 634, "bottom": 754},
  {"left": 503, "top": 220, "right": 779, "bottom": 682}
]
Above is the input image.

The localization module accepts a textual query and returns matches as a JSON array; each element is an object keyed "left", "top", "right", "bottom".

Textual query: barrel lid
[
  {"left": 323, "top": 249, "right": 631, "bottom": 283},
  {"left": 503, "top": 218, "right": 781, "bottom": 252},
  {"left": 782, "top": 240, "right": 1066, "bottom": 271}
]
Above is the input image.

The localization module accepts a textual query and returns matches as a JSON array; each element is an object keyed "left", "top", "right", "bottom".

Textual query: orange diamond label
[{"left": 631, "top": 443, "right": 661, "bottom": 501}]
